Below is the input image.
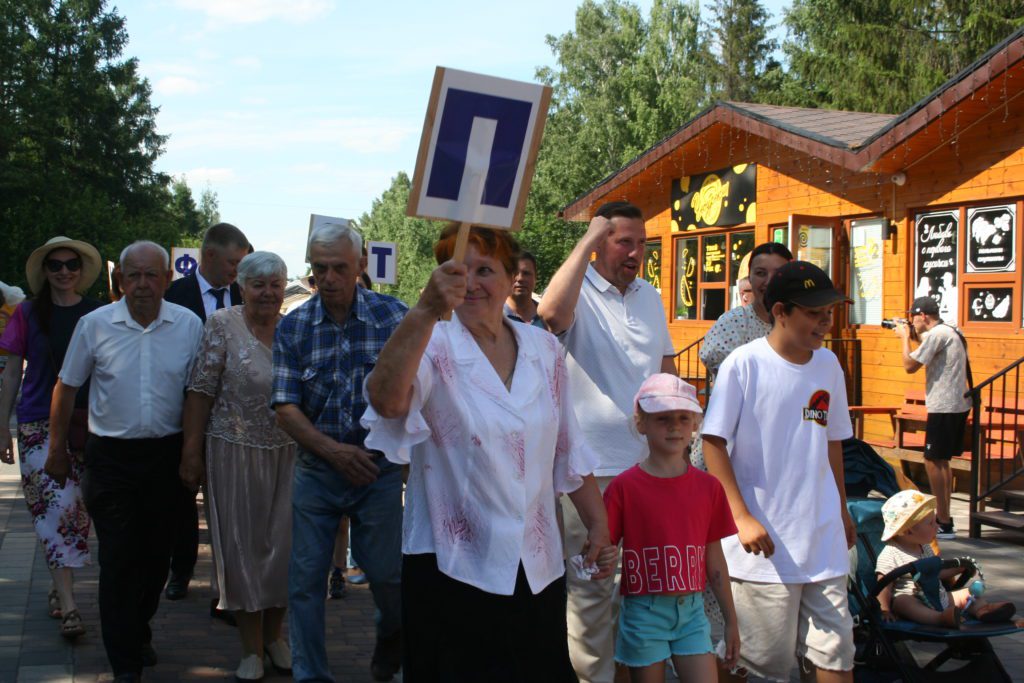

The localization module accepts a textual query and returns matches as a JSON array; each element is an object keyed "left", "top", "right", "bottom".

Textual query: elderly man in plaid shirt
[{"left": 272, "top": 223, "right": 407, "bottom": 682}]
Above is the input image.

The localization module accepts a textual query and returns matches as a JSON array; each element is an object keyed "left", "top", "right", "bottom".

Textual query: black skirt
[{"left": 401, "top": 553, "right": 578, "bottom": 683}]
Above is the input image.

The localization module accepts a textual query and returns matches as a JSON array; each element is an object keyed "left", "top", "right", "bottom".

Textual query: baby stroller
[{"left": 843, "top": 438, "right": 1024, "bottom": 682}]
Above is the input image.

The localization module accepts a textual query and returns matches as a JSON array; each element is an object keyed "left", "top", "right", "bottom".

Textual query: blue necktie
[{"left": 212, "top": 288, "right": 227, "bottom": 310}]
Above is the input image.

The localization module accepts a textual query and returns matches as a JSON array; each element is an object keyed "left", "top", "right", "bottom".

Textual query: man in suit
[{"left": 163, "top": 223, "right": 249, "bottom": 612}]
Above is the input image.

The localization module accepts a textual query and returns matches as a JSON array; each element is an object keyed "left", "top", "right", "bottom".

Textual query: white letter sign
[
  {"left": 407, "top": 67, "right": 551, "bottom": 231},
  {"left": 366, "top": 241, "right": 398, "bottom": 285}
]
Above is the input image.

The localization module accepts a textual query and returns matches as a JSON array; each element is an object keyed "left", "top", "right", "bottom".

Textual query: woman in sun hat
[{"left": 0, "top": 236, "right": 104, "bottom": 639}]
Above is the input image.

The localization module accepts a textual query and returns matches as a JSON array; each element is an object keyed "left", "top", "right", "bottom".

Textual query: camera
[{"left": 881, "top": 318, "right": 908, "bottom": 329}]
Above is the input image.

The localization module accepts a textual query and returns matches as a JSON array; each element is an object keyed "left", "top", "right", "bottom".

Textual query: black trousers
[
  {"left": 82, "top": 433, "right": 184, "bottom": 676},
  {"left": 401, "top": 553, "right": 578, "bottom": 683},
  {"left": 169, "top": 487, "right": 199, "bottom": 580}
]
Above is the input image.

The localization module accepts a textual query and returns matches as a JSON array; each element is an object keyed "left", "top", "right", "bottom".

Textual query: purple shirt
[{"left": 0, "top": 298, "right": 101, "bottom": 423}]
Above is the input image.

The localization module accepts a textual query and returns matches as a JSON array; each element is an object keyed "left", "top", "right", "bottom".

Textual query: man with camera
[{"left": 894, "top": 297, "right": 972, "bottom": 539}]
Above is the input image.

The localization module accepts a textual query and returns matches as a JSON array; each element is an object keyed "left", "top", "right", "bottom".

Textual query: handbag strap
[{"left": 944, "top": 323, "right": 974, "bottom": 392}]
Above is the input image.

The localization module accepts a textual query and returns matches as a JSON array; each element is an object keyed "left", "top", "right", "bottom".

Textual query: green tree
[
  {"left": 779, "top": 0, "right": 1024, "bottom": 113},
  {"left": 704, "top": 0, "right": 780, "bottom": 102},
  {"left": 197, "top": 183, "right": 221, "bottom": 229},
  {"left": 168, "top": 177, "right": 202, "bottom": 237},
  {"left": 522, "top": 0, "right": 711, "bottom": 285},
  {"left": 359, "top": 172, "right": 446, "bottom": 305},
  {"left": 0, "top": 0, "right": 177, "bottom": 296}
]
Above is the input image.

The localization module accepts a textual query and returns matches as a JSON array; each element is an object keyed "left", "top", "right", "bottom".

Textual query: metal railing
[
  {"left": 967, "top": 355, "right": 1024, "bottom": 536},
  {"left": 672, "top": 336, "right": 709, "bottom": 408}
]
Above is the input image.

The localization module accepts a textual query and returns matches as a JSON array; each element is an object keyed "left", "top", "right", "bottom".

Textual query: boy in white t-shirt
[{"left": 702, "top": 261, "right": 857, "bottom": 683}]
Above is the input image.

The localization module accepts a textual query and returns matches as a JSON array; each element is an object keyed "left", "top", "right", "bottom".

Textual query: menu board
[
  {"left": 675, "top": 237, "right": 698, "bottom": 320},
  {"left": 914, "top": 210, "right": 959, "bottom": 323},
  {"left": 966, "top": 204, "right": 1015, "bottom": 273},
  {"left": 849, "top": 219, "right": 884, "bottom": 325},
  {"left": 968, "top": 287, "right": 1013, "bottom": 322},
  {"left": 702, "top": 234, "right": 727, "bottom": 283},
  {"left": 643, "top": 240, "right": 662, "bottom": 293}
]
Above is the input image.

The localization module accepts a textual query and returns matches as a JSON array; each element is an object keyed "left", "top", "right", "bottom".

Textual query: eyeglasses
[{"left": 44, "top": 257, "right": 82, "bottom": 273}]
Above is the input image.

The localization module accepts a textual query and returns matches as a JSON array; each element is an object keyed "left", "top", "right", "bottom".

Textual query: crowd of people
[{"left": 0, "top": 201, "right": 1012, "bottom": 683}]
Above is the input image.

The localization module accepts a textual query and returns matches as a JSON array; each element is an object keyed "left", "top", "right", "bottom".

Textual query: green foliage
[
  {"left": 0, "top": 0, "right": 199, "bottom": 297},
  {"left": 704, "top": 0, "right": 780, "bottom": 102},
  {"left": 358, "top": 172, "right": 446, "bottom": 306}
]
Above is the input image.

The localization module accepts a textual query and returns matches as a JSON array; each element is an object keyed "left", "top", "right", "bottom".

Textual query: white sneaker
[
  {"left": 264, "top": 638, "right": 292, "bottom": 672},
  {"left": 235, "top": 653, "right": 264, "bottom": 681}
]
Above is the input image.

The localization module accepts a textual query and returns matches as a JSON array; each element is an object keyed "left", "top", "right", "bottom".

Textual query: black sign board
[
  {"left": 914, "top": 210, "right": 959, "bottom": 323},
  {"left": 672, "top": 164, "right": 757, "bottom": 230},
  {"left": 967, "top": 287, "right": 1013, "bottom": 322},
  {"left": 643, "top": 240, "right": 662, "bottom": 292},
  {"left": 966, "top": 204, "right": 1015, "bottom": 273},
  {"left": 675, "top": 237, "right": 698, "bottom": 320}
]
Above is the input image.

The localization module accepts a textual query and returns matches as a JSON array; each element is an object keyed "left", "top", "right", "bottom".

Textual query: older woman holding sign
[{"left": 364, "top": 224, "right": 613, "bottom": 682}]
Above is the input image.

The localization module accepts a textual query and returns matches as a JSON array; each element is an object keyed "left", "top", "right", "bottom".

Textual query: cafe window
[
  {"left": 912, "top": 201, "right": 1021, "bottom": 327},
  {"left": 849, "top": 218, "right": 885, "bottom": 325},
  {"left": 643, "top": 239, "right": 663, "bottom": 293},
  {"left": 674, "top": 230, "right": 754, "bottom": 321}
]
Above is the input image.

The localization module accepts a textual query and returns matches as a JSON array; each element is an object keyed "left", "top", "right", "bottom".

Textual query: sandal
[
  {"left": 60, "top": 609, "right": 86, "bottom": 639},
  {"left": 48, "top": 589, "right": 62, "bottom": 620}
]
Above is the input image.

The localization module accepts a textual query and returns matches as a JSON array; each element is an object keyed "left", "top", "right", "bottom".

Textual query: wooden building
[{"left": 562, "top": 28, "right": 1024, "bottom": 457}]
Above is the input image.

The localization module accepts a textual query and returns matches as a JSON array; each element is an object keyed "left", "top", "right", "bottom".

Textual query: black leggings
[{"left": 401, "top": 553, "right": 578, "bottom": 683}]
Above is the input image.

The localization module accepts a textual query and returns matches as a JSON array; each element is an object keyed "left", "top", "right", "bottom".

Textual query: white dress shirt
[
  {"left": 362, "top": 315, "right": 599, "bottom": 596},
  {"left": 60, "top": 299, "right": 204, "bottom": 438},
  {"left": 560, "top": 265, "right": 675, "bottom": 476},
  {"left": 195, "top": 269, "right": 230, "bottom": 320}
]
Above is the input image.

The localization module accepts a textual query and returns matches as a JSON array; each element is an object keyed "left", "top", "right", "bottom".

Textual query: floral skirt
[{"left": 17, "top": 419, "right": 91, "bottom": 569}]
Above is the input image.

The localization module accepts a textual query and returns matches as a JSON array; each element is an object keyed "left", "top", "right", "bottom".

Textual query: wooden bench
[{"left": 850, "top": 390, "right": 1024, "bottom": 486}]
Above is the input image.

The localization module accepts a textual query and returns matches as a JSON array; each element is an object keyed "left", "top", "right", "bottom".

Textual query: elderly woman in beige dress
[{"left": 179, "top": 251, "right": 296, "bottom": 682}]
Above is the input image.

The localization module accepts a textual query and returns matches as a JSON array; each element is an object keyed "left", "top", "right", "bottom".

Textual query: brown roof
[
  {"left": 562, "top": 26, "right": 1024, "bottom": 221},
  {"left": 724, "top": 102, "right": 896, "bottom": 149}
]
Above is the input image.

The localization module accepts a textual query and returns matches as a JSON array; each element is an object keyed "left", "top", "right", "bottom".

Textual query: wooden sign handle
[{"left": 442, "top": 222, "right": 471, "bottom": 321}]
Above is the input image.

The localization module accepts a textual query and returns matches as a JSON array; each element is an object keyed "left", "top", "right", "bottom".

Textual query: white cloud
[
  {"left": 178, "top": 167, "right": 238, "bottom": 186},
  {"left": 175, "top": 0, "right": 333, "bottom": 25},
  {"left": 232, "top": 56, "right": 262, "bottom": 70},
  {"left": 155, "top": 76, "right": 207, "bottom": 96}
]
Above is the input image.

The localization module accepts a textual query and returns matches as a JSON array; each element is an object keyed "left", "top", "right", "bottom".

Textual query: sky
[{"left": 119, "top": 0, "right": 789, "bottom": 275}]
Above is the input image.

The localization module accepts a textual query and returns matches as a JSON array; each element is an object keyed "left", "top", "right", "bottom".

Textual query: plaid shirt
[{"left": 272, "top": 288, "right": 407, "bottom": 455}]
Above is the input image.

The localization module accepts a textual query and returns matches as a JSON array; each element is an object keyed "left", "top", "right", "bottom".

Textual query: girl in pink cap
[{"left": 604, "top": 373, "right": 739, "bottom": 682}]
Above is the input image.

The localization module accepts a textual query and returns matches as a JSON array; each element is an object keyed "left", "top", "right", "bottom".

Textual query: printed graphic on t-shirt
[
  {"left": 802, "top": 389, "right": 831, "bottom": 426},
  {"left": 622, "top": 545, "right": 706, "bottom": 595}
]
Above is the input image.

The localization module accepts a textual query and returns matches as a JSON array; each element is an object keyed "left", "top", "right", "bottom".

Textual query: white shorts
[{"left": 731, "top": 575, "right": 854, "bottom": 682}]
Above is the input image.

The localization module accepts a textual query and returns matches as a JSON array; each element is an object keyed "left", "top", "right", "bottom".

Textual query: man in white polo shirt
[
  {"left": 539, "top": 200, "right": 676, "bottom": 683},
  {"left": 45, "top": 241, "right": 203, "bottom": 683}
]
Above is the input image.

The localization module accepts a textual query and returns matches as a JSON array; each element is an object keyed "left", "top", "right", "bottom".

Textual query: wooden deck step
[
  {"left": 971, "top": 510, "right": 1024, "bottom": 532},
  {"left": 996, "top": 489, "right": 1024, "bottom": 510}
]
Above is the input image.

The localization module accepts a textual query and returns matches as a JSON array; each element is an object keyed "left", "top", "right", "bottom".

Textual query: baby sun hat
[{"left": 881, "top": 489, "right": 937, "bottom": 541}]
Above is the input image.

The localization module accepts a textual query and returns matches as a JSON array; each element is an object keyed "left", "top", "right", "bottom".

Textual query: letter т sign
[
  {"left": 366, "top": 241, "right": 398, "bottom": 285},
  {"left": 407, "top": 67, "right": 551, "bottom": 231}
]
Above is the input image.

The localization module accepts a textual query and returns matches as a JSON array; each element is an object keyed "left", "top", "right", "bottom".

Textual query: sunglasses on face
[{"left": 45, "top": 257, "right": 82, "bottom": 273}]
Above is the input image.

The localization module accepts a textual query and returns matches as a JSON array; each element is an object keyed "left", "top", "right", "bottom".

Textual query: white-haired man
[
  {"left": 46, "top": 241, "right": 203, "bottom": 683},
  {"left": 272, "top": 223, "right": 407, "bottom": 682}
]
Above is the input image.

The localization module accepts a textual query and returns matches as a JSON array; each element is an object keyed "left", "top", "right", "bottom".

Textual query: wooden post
[{"left": 442, "top": 222, "right": 471, "bottom": 321}]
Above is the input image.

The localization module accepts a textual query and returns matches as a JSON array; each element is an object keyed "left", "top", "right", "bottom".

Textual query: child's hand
[
  {"left": 736, "top": 513, "right": 774, "bottom": 558},
  {"left": 722, "top": 619, "right": 740, "bottom": 670},
  {"left": 581, "top": 530, "right": 616, "bottom": 581},
  {"left": 880, "top": 609, "right": 896, "bottom": 623},
  {"left": 596, "top": 544, "right": 619, "bottom": 573}
]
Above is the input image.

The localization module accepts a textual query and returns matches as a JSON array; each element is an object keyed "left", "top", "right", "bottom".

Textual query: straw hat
[
  {"left": 881, "top": 489, "right": 937, "bottom": 541},
  {"left": 25, "top": 236, "right": 102, "bottom": 295}
]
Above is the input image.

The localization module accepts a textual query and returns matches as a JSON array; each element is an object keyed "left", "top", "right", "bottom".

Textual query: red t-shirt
[{"left": 604, "top": 464, "right": 737, "bottom": 596}]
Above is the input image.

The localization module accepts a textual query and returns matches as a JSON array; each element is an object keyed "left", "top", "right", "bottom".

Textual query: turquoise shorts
[{"left": 615, "top": 592, "right": 713, "bottom": 668}]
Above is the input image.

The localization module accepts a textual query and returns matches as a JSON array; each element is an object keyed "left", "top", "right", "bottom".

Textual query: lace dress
[{"left": 188, "top": 306, "right": 296, "bottom": 612}]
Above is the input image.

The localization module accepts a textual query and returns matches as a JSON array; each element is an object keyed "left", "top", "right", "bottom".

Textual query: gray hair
[
  {"left": 237, "top": 251, "right": 288, "bottom": 287},
  {"left": 120, "top": 241, "right": 170, "bottom": 269},
  {"left": 308, "top": 221, "right": 362, "bottom": 257}
]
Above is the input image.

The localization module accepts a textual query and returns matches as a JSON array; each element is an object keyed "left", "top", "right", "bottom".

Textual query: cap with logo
[
  {"left": 764, "top": 260, "right": 852, "bottom": 310},
  {"left": 909, "top": 296, "right": 940, "bottom": 317}
]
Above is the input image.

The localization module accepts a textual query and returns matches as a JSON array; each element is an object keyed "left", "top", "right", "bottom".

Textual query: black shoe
[
  {"left": 164, "top": 573, "right": 190, "bottom": 600},
  {"left": 328, "top": 567, "right": 347, "bottom": 599},
  {"left": 370, "top": 630, "right": 401, "bottom": 681},
  {"left": 210, "top": 598, "right": 237, "bottom": 627},
  {"left": 937, "top": 520, "right": 956, "bottom": 540},
  {"left": 141, "top": 642, "right": 158, "bottom": 667}
]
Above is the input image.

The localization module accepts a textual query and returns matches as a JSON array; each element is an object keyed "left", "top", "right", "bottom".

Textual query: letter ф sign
[{"left": 407, "top": 67, "right": 551, "bottom": 231}]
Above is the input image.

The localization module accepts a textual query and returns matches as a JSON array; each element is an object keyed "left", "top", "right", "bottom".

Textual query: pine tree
[{"left": 705, "top": 0, "right": 780, "bottom": 102}]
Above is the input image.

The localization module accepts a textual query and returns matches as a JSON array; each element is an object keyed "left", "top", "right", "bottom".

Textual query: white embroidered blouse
[{"left": 362, "top": 315, "right": 599, "bottom": 596}]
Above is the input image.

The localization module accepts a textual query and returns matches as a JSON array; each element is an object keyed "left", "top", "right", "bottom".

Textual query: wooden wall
[{"left": 630, "top": 106, "right": 1024, "bottom": 445}]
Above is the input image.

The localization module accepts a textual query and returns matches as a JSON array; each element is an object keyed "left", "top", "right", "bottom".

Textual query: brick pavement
[
  {"left": 0, "top": 466, "right": 390, "bottom": 683},
  {"left": 2, "top": 456, "right": 1023, "bottom": 682}
]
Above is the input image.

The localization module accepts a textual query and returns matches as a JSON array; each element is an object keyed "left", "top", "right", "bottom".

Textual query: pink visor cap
[{"left": 634, "top": 373, "right": 703, "bottom": 415}]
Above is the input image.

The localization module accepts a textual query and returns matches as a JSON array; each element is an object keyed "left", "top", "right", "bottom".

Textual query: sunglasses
[{"left": 45, "top": 257, "right": 82, "bottom": 273}]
